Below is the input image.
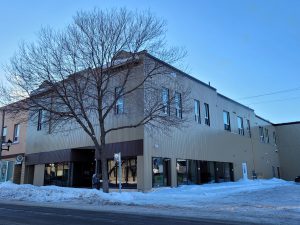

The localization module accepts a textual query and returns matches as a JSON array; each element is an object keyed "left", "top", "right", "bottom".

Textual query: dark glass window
[
  {"left": 223, "top": 111, "right": 231, "bottom": 131},
  {"left": 175, "top": 92, "right": 182, "bottom": 118},
  {"left": 162, "top": 87, "right": 170, "bottom": 115},
  {"left": 246, "top": 119, "right": 251, "bottom": 137},
  {"left": 37, "top": 109, "right": 44, "bottom": 131},
  {"left": 176, "top": 159, "right": 187, "bottom": 185},
  {"left": 265, "top": 128, "right": 269, "bottom": 143},
  {"left": 108, "top": 157, "right": 137, "bottom": 188},
  {"left": 44, "top": 162, "right": 69, "bottom": 186},
  {"left": 2, "top": 127, "right": 7, "bottom": 143},
  {"left": 194, "top": 100, "right": 201, "bottom": 123},
  {"left": 152, "top": 157, "right": 171, "bottom": 187},
  {"left": 204, "top": 103, "right": 210, "bottom": 126},
  {"left": 115, "top": 87, "right": 124, "bottom": 114},
  {"left": 237, "top": 116, "right": 244, "bottom": 135},
  {"left": 13, "top": 124, "right": 20, "bottom": 142},
  {"left": 177, "top": 159, "right": 234, "bottom": 186},
  {"left": 259, "top": 126, "right": 264, "bottom": 142}
]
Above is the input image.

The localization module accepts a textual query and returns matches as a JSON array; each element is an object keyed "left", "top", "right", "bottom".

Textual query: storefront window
[
  {"left": 177, "top": 159, "right": 233, "bottom": 186},
  {"left": 152, "top": 157, "right": 171, "bottom": 187},
  {"left": 187, "top": 160, "right": 198, "bottom": 184},
  {"left": 176, "top": 159, "right": 187, "bottom": 185},
  {"left": 44, "top": 162, "right": 69, "bottom": 186},
  {"left": 108, "top": 157, "right": 137, "bottom": 188}
]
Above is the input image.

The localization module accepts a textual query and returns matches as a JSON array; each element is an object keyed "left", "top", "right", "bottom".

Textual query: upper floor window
[
  {"left": 2, "top": 126, "right": 7, "bottom": 143},
  {"left": 194, "top": 100, "right": 200, "bottom": 123},
  {"left": 246, "top": 119, "right": 251, "bottom": 137},
  {"left": 273, "top": 131, "right": 277, "bottom": 145},
  {"left": 115, "top": 87, "right": 124, "bottom": 114},
  {"left": 259, "top": 126, "right": 264, "bottom": 142},
  {"left": 265, "top": 128, "right": 269, "bottom": 143},
  {"left": 37, "top": 109, "right": 45, "bottom": 131},
  {"left": 13, "top": 124, "right": 20, "bottom": 143},
  {"left": 223, "top": 111, "right": 231, "bottom": 131},
  {"left": 204, "top": 103, "right": 210, "bottom": 126},
  {"left": 175, "top": 92, "right": 182, "bottom": 118},
  {"left": 162, "top": 87, "right": 170, "bottom": 115},
  {"left": 237, "top": 116, "right": 244, "bottom": 136}
]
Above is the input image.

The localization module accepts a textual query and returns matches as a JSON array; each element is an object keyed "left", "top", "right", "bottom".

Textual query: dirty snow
[{"left": 0, "top": 179, "right": 300, "bottom": 224}]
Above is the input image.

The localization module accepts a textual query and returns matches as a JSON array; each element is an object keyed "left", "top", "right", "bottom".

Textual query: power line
[
  {"left": 248, "top": 96, "right": 300, "bottom": 105},
  {"left": 237, "top": 86, "right": 300, "bottom": 100}
]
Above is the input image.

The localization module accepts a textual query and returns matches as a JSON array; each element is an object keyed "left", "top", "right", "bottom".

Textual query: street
[{"left": 0, "top": 202, "right": 249, "bottom": 225}]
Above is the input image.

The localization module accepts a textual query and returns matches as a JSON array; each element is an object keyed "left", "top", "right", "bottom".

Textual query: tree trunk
[{"left": 100, "top": 145, "right": 109, "bottom": 193}]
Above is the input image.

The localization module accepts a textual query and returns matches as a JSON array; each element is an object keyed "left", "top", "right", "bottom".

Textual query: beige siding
[
  {"left": 33, "top": 164, "right": 45, "bottom": 186},
  {"left": 26, "top": 63, "right": 145, "bottom": 154},
  {"left": 143, "top": 60, "right": 280, "bottom": 190},
  {"left": 276, "top": 123, "right": 300, "bottom": 180}
]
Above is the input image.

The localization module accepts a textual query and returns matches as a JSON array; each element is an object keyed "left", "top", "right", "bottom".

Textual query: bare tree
[{"left": 2, "top": 8, "right": 191, "bottom": 193}]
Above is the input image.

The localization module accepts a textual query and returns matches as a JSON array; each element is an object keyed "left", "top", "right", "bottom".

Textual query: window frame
[
  {"left": 2, "top": 126, "right": 7, "bottom": 143},
  {"left": 259, "top": 126, "right": 264, "bottom": 142},
  {"left": 223, "top": 111, "right": 231, "bottom": 131},
  {"left": 13, "top": 123, "right": 20, "bottom": 143},
  {"left": 175, "top": 92, "right": 182, "bottom": 119},
  {"left": 237, "top": 116, "right": 244, "bottom": 136},
  {"left": 162, "top": 87, "right": 170, "bottom": 115},
  {"left": 204, "top": 103, "right": 210, "bottom": 126},
  {"left": 265, "top": 128, "right": 269, "bottom": 143},
  {"left": 194, "top": 99, "right": 201, "bottom": 124},
  {"left": 273, "top": 131, "right": 277, "bottom": 145},
  {"left": 246, "top": 119, "right": 251, "bottom": 137},
  {"left": 115, "top": 87, "right": 124, "bottom": 114}
]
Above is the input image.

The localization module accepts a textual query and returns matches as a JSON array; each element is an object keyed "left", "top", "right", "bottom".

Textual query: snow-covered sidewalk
[{"left": 0, "top": 179, "right": 299, "bottom": 224}]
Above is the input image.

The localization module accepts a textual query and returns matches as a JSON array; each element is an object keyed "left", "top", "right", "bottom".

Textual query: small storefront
[
  {"left": 26, "top": 139, "right": 143, "bottom": 189},
  {"left": 176, "top": 159, "right": 234, "bottom": 185},
  {"left": 0, "top": 154, "right": 24, "bottom": 184}
]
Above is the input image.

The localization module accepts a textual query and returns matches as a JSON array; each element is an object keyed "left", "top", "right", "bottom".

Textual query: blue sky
[{"left": 0, "top": 0, "right": 300, "bottom": 123}]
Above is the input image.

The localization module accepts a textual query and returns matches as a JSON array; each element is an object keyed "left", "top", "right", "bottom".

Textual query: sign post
[
  {"left": 114, "top": 152, "right": 122, "bottom": 193},
  {"left": 242, "top": 162, "right": 248, "bottom": 180}
]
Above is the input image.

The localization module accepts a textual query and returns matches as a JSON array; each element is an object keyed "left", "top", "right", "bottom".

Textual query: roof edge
[
  {"left": 274, "top": 121, "right": 300, "bottom": 126},
  {"left": 144, "top": 52, "right": 217, "bottom": 91},
  {"left": 217, "top": 93, "right": 254, "bottom": 111},
  {"left": 255, "top": 115, "right": 274, "bottom": 125}
]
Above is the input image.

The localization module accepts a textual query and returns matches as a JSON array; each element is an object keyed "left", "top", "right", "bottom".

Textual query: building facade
[
  {"left": 20, "top": 52, "right": 283, "bottom": 191},
  {"left": 0, "top": 109, "right": 27, "bottom": 184}
]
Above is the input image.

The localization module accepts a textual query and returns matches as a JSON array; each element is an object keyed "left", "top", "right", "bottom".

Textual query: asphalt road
[{"left": 0, "top": 202, "right": 251, "bottom": 225}]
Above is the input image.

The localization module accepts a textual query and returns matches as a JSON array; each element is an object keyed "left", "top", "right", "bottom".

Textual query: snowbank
[
  {"left": 0, "top": 178, "right": 295, "bottom": 207},
  {"left": 1, "top": 179, "right": 300, "bottom": 224}
]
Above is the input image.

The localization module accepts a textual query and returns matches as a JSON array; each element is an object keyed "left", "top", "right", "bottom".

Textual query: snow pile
[
  {"left": 1, "top": 179, "right": 299, "bottom": 224},
  {"left": 0, "top": 178, "right": 296, "bottom": 207}
]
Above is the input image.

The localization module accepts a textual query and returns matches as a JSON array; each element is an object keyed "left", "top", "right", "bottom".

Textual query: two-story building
[
  {"left": 21, "top": 52, "right": 281, "bottom": 191},
  {"left": 0, "top": 108, "right": 27, "bottom": 184}
]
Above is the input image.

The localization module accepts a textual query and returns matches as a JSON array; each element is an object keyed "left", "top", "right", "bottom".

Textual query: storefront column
[
  {"left": 33, "top": 164, "right": 45, "bottom": 186},
  {"left": 171, "top": 158, "right": 177, "bottom": 188},
  {"left": 68, "top": 162, "right": 74, "bottom": 187},
  {"left": 137, "top": 156, "right": 144, "bottom": 191},
  {"left": 20, "top": 162, "right": 26, "bottom": 184}
]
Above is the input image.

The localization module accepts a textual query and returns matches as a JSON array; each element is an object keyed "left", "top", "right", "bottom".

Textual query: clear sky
[{"left": 1, "top": 0, "right": 300, "bottom": 123}]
